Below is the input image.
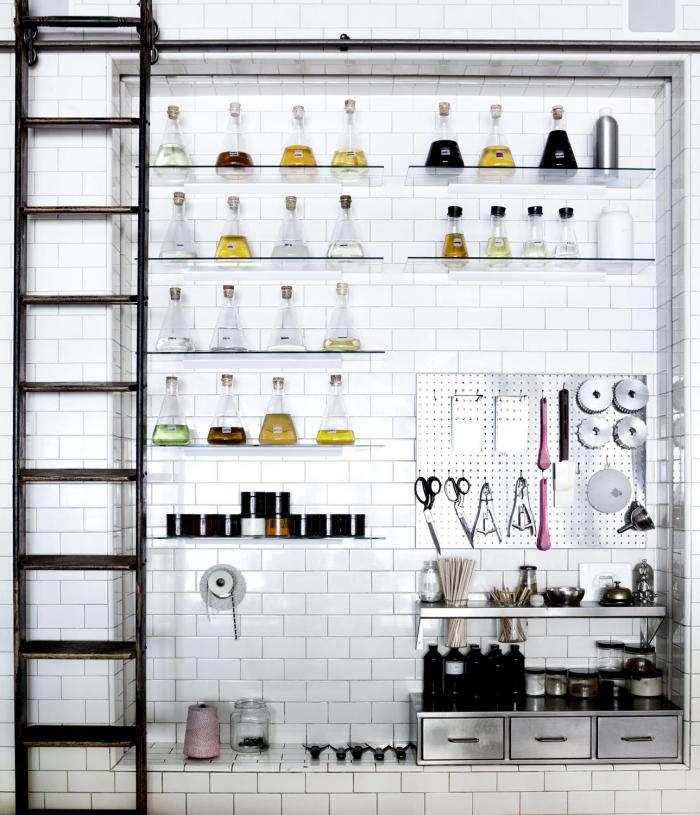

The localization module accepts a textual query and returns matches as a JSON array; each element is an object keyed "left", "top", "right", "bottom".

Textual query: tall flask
[
  {"left": 272, "top": 196, "right": 310, "bottom": 258},
  {"left": 209, "top": 285, "right": 248, "bottom": 352},
  {"left": 539, "top": 105, "right": 577, "bottom": 170},
  {"left": 215, "top": 102, "right": 254, "bottom": 178},
  {"left": 478, "top": 104, "right": 515, "bottom": 169},
  {"left": 207, "top": 374, "right": 247, "bottom": 445},
  {"left": 159, "top": 192, "right": 197, "bottom": 259},
  {"left": 156, "top": 287, "right": 195, "bottom": 352},
  {"left": 153, "top": 105, "right": 191, "bottom": 184},
  {"left": 267, "top": 285, "right": 306, "bottom": 351},
  {"left": 259, "top": 377, "right": 298, "bottom": 445},
  {"left": 554, "top": 207, "right": 580, "bottom": 258},
  {"left": 442, "top": 205, "right": 468, "bottom": 258},
  {"left": 215, "top": 196, "right": 252, "bottom": 259},
  {"left": 331, "top": 98, "right": 368, "bottom": 177},
  {"left": 594, "top": 107, "right": 618, "bottom": 173},
  {"left": 327, "top": 195, "right": 364, "bottom": 258},
  {"left": 316, "top": 374, "right": 355, "bottom": 445},
  {"left": 280, "top": 105, "right": 317, "bottom": 167},
  {"left": 425, "top": 101, "right": 464, "bottom": 168},
  {"left": 323, "top": 282, "right": 361, "bottom": 352},
  {"left": 485, "top": 205, "right": 512, "bottom": 258},
  {"left": 152, "top": 376, "right": 191, "bottom": 446},
  {"left": 522, "top": 205, "right": 547, "bottom": 258}
]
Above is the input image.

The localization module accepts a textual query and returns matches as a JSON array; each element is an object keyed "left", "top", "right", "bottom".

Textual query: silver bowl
[{"left": 544, "top": 587, "right": 585, "bottom": 607}]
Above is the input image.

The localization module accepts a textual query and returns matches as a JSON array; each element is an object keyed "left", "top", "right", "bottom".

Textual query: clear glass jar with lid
[
  {"left": 518, "top": 565, "right": 538, "bottom": 595},
  {"left": 419, "top": 561, "right": 444, "bottom": 603},
  {"left": 623, "top": 644, "right": 656, "bottom": 673},
  {"left": 230, "top": 698, "right": 270, "bottom": 753},
  {"left": 545, "top": 668, "right": 567, "bottom": 697},
  {"left": 596, "top": 640, "right": 625, "bottom": 671}
]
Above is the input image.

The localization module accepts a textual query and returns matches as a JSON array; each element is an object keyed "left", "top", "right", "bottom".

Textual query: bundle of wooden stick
[
  {"left": 437, "top": 557, "right": 476, "bottom": 647},
  {"left": 489, "top": 584, "right": 531, "bottom": 643}
]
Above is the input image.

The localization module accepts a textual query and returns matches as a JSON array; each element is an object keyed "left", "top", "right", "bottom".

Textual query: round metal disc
[
  {"left": 576, "top": 378, "right": 613, "bottom": 414},
  {"left": 199, "top": 564, "right": 247, "bottom": 610},
  {"left": 613, "top": 378, "right": 648, "bottom": 413},
  {"left": 577, "top": 416, "right": 612, "bottom": 449},
  {"left": 587, "top": 468, "right": 632, "bottom": 514},
  {"left": 613, "top": 415, "right": 647, "bottom": 449}
]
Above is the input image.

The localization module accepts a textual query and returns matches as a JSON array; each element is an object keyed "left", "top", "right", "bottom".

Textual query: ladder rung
[
  {"left": 22, "top": 205, "right": 138, "bottom": 216},
  {"left": 20, "top": 555, "right": 137, "bottom": 571},
  {"left": 22, "top": 725, "right": 138, "bottom": 747},
  {"left": 21, "top": 640, "right": 137, "bottom": 660},
  {"left": 23, "top": 116, "right": 140, "bottom": 129},
  {"left": 22, "top": 381, "right": 137, "bottom": 393},
  {"left": 22, "top": 294, "right": 138, "bottom": 306},
  {"left": 20, "top": 468, "right": 137, "bottom": 483},
  {"left": 22, "top": 16, "right": 141, "bottom": 28}
]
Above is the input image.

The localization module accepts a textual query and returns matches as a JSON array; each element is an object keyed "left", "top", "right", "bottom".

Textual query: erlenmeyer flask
[
  {"left": 323, "top": 282, "right": 361, "bottom": 352},
  {"left": 327, "top": 195, "right": 364, "bottom": 258},
  {"left": 425, "top": 102, "right": 464, "bottom": 168},
  {"left": 554, "top": 207, "right": 580, "bottom": 258},
  {"left": 522, "top": 205, "right": 548, "bottom": 258},
  {"left": 267, "top": 285, "right": 306, "bottom": 351},
  {"left": 478, "top": 104, "right": 515, "bottom": 169},
  {"left": 485, "top": 206, "right": 512, "bottom": 258},
  {"left": 259, "top": 377, "right": 298, "bottom": 445},
  {"left": 316, "top": 374, "right": 355, "bottom": 445},
  {"left": 215, "top": 196, "right": 252, "bottom": 259},
  {"left": 442, "top": 205, "right": 468, "bottom": 258},
  {"left": 271, "top": 196, "right": 310, "bottom": 258},
  {"left": 153, "top": 105, "right": 191, "bottom": 184},
  {"left": 539, "top": 105, "right": 578, "bottom": 170},
  {"left": 156, "top": 287, "right": 195, "bottom": 352},
  {"left": 280, "top": 105, "right": 317, "bottom": 167},
  {"left": 209, "top": 285, "right": 248, "bottom": 352},
  {"left": 215, "top": 102, "right": 254, "bottom": 179},
  {"left": 331, "top": 98, "right": 368, "bottom": 179},
  {"left": 207, "top": 374, "right": 247, "bottom": 445},
  {"left": 152, "top": 376, "right": 191, "bottom": 445},
  {"left": 159, "top": 192, "right": 197, "bottom": 259}
]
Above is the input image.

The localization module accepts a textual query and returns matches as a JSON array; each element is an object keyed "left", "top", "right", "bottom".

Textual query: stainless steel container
[{"left": 594, "top": 107, "right": 618, "bottom": 171}]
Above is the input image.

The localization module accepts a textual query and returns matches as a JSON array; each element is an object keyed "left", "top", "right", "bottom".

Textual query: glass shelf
[
  {"left": 403, "top": 256, "right": 655, "bottom": 283},
  {"left": 148, "top": 442, "right": 383, "bottom": 457},
  {"left": 149, "top": 164, "right": 384, "bottom": 190},
  {"left": 148, "top": 350, "right": 385, "bottom": 370},
  {"left": 149, "top": 257, "right": 382, "bottom": 281},
  {"left": 147, "top": 534, "right": 385, "bottom": 548},
  {"left": 405, "top": 165, "right": 655, "bottom": 188}
]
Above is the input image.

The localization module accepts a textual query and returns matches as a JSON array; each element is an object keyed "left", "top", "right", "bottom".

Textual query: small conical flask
[
  {"left": 215, "top": 196, "right": 252, "bottom": 259},
  {"left": 523, "top": 205, "right": 547, "bottom": 258},
  {"left": 539, "top": 105, "right": 578, "bottom": 170},
  {"left": 271, "top": 196, "right": 310, "bottom": 258},
  {"left": 259, "top": 376, "right": 298, "bottom": 445},
  {"left": 425, "top": 102, "right": 464, "bottom": 168},
  {"left": 207, "top": 374, "right": 247, "bottom": 445},
  {"left": 152, "top": 375, "right": 191, "bottom": 446},
  {"left": 159, "top": 192, "right": 197, "bottom": 259},
  {"left": 442, "top": 205, "right": 468, "bottom": 258},
  {"left": 153, "top": 105, "right": 191, "bottom": 184},
  {"left": 215, "top": 102, "right": 254, "bottom": 178},
  {"left": 327, "top": 195, "right": 364, "bottom": 258},
  {"left": 280, "top": 105, "right": 317, "bottom": 167},
  {"left": 156, "top": 287, "right": 195, "bottom": 352},
  {"left": 323, "top": 281, "right": 361, "bottom": 352},
  {"left": 317, "top": 374, "right": 355, "bottom": 445},
  {"left": 331, "top": 98, "right": 369, "bottom": 176},
  {"left": 554, "top": 207, "right": 580, "bottom": 258},
  {"left": 267, "top": 285, "right": 306, "bottom": 351},
  {"left": 478, "top": 104, "right": 515, "bottom": 169},
  {"left": 209, "top": 285, "right": 248, "bottom": 351},
  {"left": 485, "top": 205, "right": 512, "bottom": 258}
]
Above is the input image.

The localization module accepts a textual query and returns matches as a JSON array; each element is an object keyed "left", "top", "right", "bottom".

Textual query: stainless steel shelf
[
  {"left": 150, "top": 164, "right": 384, "bottom": 189},
  {"left": 150, "top": 256, "right": 383, "bottom": 281},
  {"left": 418, "top": 601, "right": 666, "bottom": 619},
  {"left": 405, "top": 165, "right": 655, "bottom": 188}
]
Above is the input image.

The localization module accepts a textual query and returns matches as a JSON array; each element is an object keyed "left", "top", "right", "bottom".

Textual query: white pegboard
[{"left": 416, "top": 373, "right": 648, "bottom": 549}]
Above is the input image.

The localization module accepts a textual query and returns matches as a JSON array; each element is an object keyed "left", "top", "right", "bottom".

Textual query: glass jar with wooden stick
[
  {"left": 437, "top": 557, "right": 476, "bottom": 648},
  {"left": 489, "top": 584, "right": 531, "bottom": 643}
]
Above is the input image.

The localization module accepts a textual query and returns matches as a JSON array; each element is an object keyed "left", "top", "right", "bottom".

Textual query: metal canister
[{"left": 594, "top": 107, "right": 618, "bottom": 171}]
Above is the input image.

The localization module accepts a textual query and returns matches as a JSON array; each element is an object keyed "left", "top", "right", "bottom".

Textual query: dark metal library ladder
[{"left": 13, "top": 3, "right": 157, "bottom": 813}]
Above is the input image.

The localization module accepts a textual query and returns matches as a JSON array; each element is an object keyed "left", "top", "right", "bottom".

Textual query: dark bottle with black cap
[
  {"left": 442, "top": 205, "right": 468, "bottom": 258},
  {"left": 486, "top": 206, "right": 511, "bottom": 258},
  {"left": 422, "top": 643, "right": 443, "bottom": 701},
  {"left": 554, "top": 207, "right": 579, "bottom": 259},
  {"left": 505, "top": 644, "right": 526, "bottom": 703},
  {"left": 539, "top": 105, "right": 577, "bottom": 170},
  {"left": 523, "top": 205, "right": 547, "bottom": 258},
  {"left": 485, "top": 644, "right": 507, "bottom": 702},
  {"left": 464, "top": 643, "right": 486, "bottom": 704},
  {"left": 443, "top": 646, "right": 466, "bottom": 700}
]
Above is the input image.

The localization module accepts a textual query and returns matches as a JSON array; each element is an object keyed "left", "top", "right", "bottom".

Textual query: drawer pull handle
[
  {"left": 621, "top": 736, "right": 655, "bottom": 743},
  {"left": 534, "top": 736, "right": 567, "bottom": 743},
  {"left": 447, "top": 737, "right": 480, "bottom": 744}
]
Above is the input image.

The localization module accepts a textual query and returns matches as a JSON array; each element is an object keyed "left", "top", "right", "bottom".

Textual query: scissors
[
  {"left": 414, "top": 475, "right": 442, "bottom": 555},
  {"left": 444, "top": 475, "right": 473, "bottom": 546}
]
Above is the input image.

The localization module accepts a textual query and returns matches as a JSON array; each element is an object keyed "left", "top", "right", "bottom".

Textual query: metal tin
[{"left": 594, "top": 108, "right": 618, "bottom": 171}]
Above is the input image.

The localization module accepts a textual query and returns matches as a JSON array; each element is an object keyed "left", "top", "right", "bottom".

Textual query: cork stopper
[
  {"left": 292, "top": 104, "right": 305, "bottom": 120},
  {"left": 336, "top": 281, "right": 349, "bottom": 295},
  {"left": 227, "top": 195, "right": 240, "bottom": 210},
  {"left": 273, "top": 376, "right": 285, "bottom": 390},
  {"left": 552, "top": 105, "right": 564, "bottom": 120},
  {"left": 344, "top": 99, "right": 356, "bottom": 113},
  {"left": 438, "top": 102, "right": 450, "bottom": 116},
  {"left": 330, "top": 374, "right": 342, "bottom": 385},
  {"left": 167, "top": 105, "right": 180, "bottom": 119},
  {"left": 221, "top": 374, "right": 233, "bottom": 387},
  {"left": 281, "top": 285, "right": 293, "bottom": 300},
  {"left": 173, "top": 191, "right": 185, "bottom": 206},
  {"left": 285, "top": 195, "right": 297, "bottom": 211},
  {"left": 166, "top": 375, "right": 178, "bottom": 387},
  {"left": 339, "top": 194, "right": 352, "bottom": 210},
  {"left": 169, "top": 286, "right": 181, "bottom": 301},
  {"left": 223, "top": 285, "right": 235, "bottom": 299},
  {"left": 490, "top": 104, "right": 502, "bottom": 118},
  {"left": 229, "top": 101, "right": 241, "bottom": 117}
]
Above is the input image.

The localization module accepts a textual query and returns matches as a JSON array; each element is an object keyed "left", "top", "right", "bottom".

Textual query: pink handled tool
[
  {"left": 536, "top": 478, "right": 551, "bottom": 551},
  {"left": 537, "top": 396, "right": 551, "bottom": 471}
]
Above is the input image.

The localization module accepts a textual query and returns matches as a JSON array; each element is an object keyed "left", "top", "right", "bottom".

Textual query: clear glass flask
[
  {"left": 159, "top": 192, "right": 197, "bottom": 259},
  {"left": 425, "top": 102, "right": 464, "bottom": 168},
  {"left": 554, "top": 207, "right": 580, "bottom": 258},
  {"left": 267, "top": 285, "right": 306, "bottom": 351},
  {"left": 478, "top": 104, "right": 515, "bottom": 169},
  {"left": 522, "top": 205, "right": 548, "bottom": 258},
  {"left": 259, "top": 377, "right": 298, "bottom": 445},
  {"left": 316, "top": 374, "right": 355, "bottom": 445},
  {"left": 271, "top": 196, "right": 310, "bottom": 258},
  {"left": 152, "top": 376, "right": 191, "bottom": 445},
  {"left": 215, "top": 102, "right": 254, "bottom": 178},
  {"left": 153, "top": 105, "right": 192, "bottom": 184},
  {"left": 207, "top": 374, "right": 247, "bottom": 445},
  {"left": 331, "top": 98, "right": 368, "bottom": 177},
  {"left": 323, "top": 281, "right": 361, "bottom": 352},
  {"left": 215, "top": 196, "right": 252, "bottom": 259},
  {"left": 280, "top": 105, "right": 317, "bottom": 167},
  {"left": 442, "top": 205, "right": 468, "bottom": 258},
  {"left": 209, "top": 285, "right": 248, "bottom": 352},
  {"left": 539, "top": 105, "right": 578, "bottom": 170},
  {"left": 156, "top": 287, "right": 195, "bottom": 352},
  {"left": 327, "top": 195, "right": 364, "bottom": 258},
  {"left": 486, "top": 205, "right": 512, "bottom": 258}
]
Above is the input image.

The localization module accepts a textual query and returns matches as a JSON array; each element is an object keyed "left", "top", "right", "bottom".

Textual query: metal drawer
[
  {"left": 422, "top": 717, "right": 504, "bottom": 762},
  {"left": 597, "top": 716, "right": 679, "bottom": 760},
  {"left": 510, "top": 716, "right": 591, "bottom": 760}
]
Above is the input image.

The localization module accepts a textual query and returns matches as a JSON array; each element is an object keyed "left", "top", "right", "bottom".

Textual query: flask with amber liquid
[
  {"left": 215, "top": 196, "right": 252, "bottom": 259},
  {"left": 259, "top": 377, "right": 298, "bottom": 445},
  {"left": 442, "top": 205, "right": 468, "bottom": 258},
  {"left": 478, "top": 104, "right": 515, "bottom": 171},
  {"left": 331, "top": 98, "right": 368, "bottom": 177},
  {"left": 207, "top": 374, "right": 247, "bottom": 445},
  {"left": 280, "top": 105, "right": 317, "bottom": 168},
  {"left": 215, "top": 102, "right": 254, "bottom": 178},
  {"left": 317, "top": 374, "right": 355, "bottom": 445}
]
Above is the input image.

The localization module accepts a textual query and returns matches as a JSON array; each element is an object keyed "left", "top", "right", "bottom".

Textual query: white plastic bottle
[{"left": 597, "top": 206, "right": 633, "bottom": 258}]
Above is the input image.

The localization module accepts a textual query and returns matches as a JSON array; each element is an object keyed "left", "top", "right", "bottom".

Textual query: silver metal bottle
[{"left": 594, "top": 107, "right": 618, "bottom": 172}]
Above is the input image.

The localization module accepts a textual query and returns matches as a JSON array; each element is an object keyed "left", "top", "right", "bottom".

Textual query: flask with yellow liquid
[
  {"left": 215, "top": 196, "right": 252, "bottom": 259},
  {"left": 280, "top": 105, "right": 317, "bottom": 167},
  {"left": 479, "top": 104, "right": 516, "bottom": 172},
  {"left": 317, "top": 374, "right": 355, "bottom": 445},
  {"left": 441, "top": 205, "right": 468, "bottom": 258}
]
